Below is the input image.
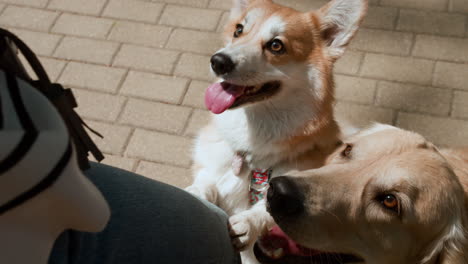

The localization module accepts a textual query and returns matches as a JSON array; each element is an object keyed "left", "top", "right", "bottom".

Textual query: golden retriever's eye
[
  {"left": 341, "top": 144, "right": 353, "bottom": 158},
  {"left": 267, "top": 39, "right": 285, "bottom": 54},
  {"left": 234, "top": 24, "right": 244, "bottom": 38},
  {"left": 379, "top": 194, "right": 401, "bottom": 215}
]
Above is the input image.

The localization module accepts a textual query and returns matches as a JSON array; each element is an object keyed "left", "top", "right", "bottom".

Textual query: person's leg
[{"left": 49, "top": 163, "right": 240, "bottom": 264}]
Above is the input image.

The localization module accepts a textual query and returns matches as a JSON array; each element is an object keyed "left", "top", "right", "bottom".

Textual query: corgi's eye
[
  {"left": 234, "top": 24, "right": 244, "bottom": 38},
  {"left": 267, "top": 39, "right": 285, "bottom": 54}
]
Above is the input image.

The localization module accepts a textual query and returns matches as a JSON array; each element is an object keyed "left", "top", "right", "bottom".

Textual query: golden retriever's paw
[{"left": 228, "top": 214, "right": 258, "bottom": 251}]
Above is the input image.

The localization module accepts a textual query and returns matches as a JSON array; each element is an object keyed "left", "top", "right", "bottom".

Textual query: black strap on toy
[{"left": 0, "top": 28, "right": 104, "bottom": 170}]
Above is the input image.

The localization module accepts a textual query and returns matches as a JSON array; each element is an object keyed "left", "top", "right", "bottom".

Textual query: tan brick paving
[
  {"left": 59, "top": 62, "right": 126, "bottom": 93},
  {"left": 184, "top": 109, "right": 211, "bottom": 137},
  {"left": 361, "top": 53, "right": 434, "bottom": 85},
  {"left": 113, "top": 44, "right": 179, "bottom": 74},
  {"left": 363, "top": 6, "right": 398, "bottom": 30},
  {"left": 54, "top": 36, "right": 119, "bottom": 65},
  {"left": 397, "top": 113, "right": 468, "bottom": 146},
  {"left": 433, "top": 62, "right": 468, "bottom": 91},
  {"left": 126, "top": 129, "right": 192, "bottom": 167},
  {"left": 73, "top": 89, "right": 126, "bottom": 122},
  {"left": 0, "top": 6, "right": 59, "bottom": 31},
  {"left": 0, "top": 0, "right": 47, "bottom": 8},
  {"left": 52, "top": 13, "right": 114, "bottom": 39},
  {"left": 183, "top": 80, "right": 211, "bottom": 109},
  {"left": 334, "top": 75, "right": 377, "bottom": 104},
  {"left": 9, "top": 28, "right": 61, "bottom": 56},
  {"left": 48, "top": 0, "right": 108, "bottom": 16},
  {"left": 375, "top": 81, "right": 452, "bottom": 115},
  {"left": 159, "top": 5, "right": 222, "bottom": 31},
  {"left": 381, "top": 0, "right": 448, "bottom": 11},
  {"left": 350, "top": 29, "right": 413, "bottom": 56},
  {"left": 86, "top": 120, "right": 133, "bottom": 155},
  {"left": 1, "top": 0, "right": 467, "bottom": 188},
  {"left": 119, "top": 98, "right": 192, "bottom": 134},
  {"left": 120, "top": 71, "right": 189, "bottom": 104},
  {"left": 450, "top": 0, "right": 468, "bottom": 13},
  {"left": 166, "top": 29, "right": 222, "bottom": 55},
  {"left": 413, "top": 35, "right": 468, "bottom": 63},
  {"left": 397, "top": 10, "right": 466, "bottom": 37},
  {"left": 108, "top": 21, "right": 172, "bottom": 48},
  {"left": 453, "top": 91, "right": 468, "bottom": 119},
  {"left": 102, "top": 0, "right": 164, "bottom": 23}
]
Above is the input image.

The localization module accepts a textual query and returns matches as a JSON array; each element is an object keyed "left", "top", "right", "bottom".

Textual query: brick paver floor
[{"left": 1, "top": 0, "right": 467, "bottom": 187}]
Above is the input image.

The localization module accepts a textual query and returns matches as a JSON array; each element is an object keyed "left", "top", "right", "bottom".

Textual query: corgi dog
[{"left": 186, "top": 0, "right": 368, "bottom": 263}]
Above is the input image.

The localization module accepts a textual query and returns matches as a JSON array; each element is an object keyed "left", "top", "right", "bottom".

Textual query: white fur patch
[
  {"left": 243, "top": 8, "right": 265, "bottom": 32},
  {"left": 259, "top": 15, "right": 286, "bottom": 42},
  {"left": 358, "top": 123, "right": 399, "bottom": 138}
]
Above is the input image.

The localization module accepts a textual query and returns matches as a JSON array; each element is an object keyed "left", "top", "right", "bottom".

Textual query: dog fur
[
  {"left": 271, "top": 124, "right": 468, "bottom": 264},
  {"left": 185, "top": 0, "right": 368, "bottom": 263}
]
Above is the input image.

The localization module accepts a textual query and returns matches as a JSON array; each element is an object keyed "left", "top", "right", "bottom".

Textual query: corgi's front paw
[{"left": 228, "top": 214, "right": 258, "bottom": 251}]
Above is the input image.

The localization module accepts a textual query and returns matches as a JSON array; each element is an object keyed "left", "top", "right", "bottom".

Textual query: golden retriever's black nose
[
  {"left": 268, "top": 177, "right": 304, "bottom": 216},
  {"left": 211, "top": 53, "right": 235, "bottom": 75}
]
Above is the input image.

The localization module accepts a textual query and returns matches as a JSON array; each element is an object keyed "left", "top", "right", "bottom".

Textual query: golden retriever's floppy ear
[
  {"left": 317, "top": 0, "right": 368, "bottom": 61},
  {"left": 424, "top": 219, "right": 468, "bottom": 264}
]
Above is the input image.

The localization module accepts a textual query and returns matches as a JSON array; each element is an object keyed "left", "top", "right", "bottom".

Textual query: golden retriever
[{"left": 262, "top": 124, "right": 468, "bottom": 264}]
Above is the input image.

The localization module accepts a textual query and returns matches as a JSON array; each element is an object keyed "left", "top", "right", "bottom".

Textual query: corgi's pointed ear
[
  {"left": 317, "top": 0, "right": 368, "bottom": 60},
  {"left": 231, "top": 0, "right": 271, "bottom": 19},
  {"left": 231, "top": 0, "right": 251, "bottom": 18}
]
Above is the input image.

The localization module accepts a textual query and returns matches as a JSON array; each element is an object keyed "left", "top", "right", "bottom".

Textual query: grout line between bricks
[
  {"left": 5, "top": 3, "right": 468, "bottom": 39},
  {"left": 392, "top": 7, "right": 400, "bottom": 30},
  {"left": 48, "top": 11, "right": 62, "bottom": 33},
  {"left": 180, "top": 108, "right": 194, "bottom": 136},
  {"left": 132, "top": 159, "right": 141, "bottom": 173},
  {"left": 448, "top": 89, "right": 455, "bottom": 117},
  {"left": 109, "top": 42, "right": 123, "bottom": 66},
  {"left": 155, "top": 3, "right": 167, "bottom": 24},
  {"left": 98, "top": 0, "right": 110, "bottom": 17},
  {"left": 372, "top": 80, "right": 380, "bottom": 105},
  {"left": 0, "top": 4, "right": 8, "bottom": 15},
  {"left": 54, "top": 60, "right": 68, "bottom": 82},
  {"left": 355, "top": 52, "right": 366, "bottom": 76},
  {"left": 178, "top": 79, "right": 192, "bottom": 105},
  {"left": 407, "top": 32, "right": 417, "bottom": 55},
  {"left": 115, "top": 69, "right": 130, "bottom": 94},
  {"left": 391, "top": 110, "right": 399, "bottom": 126},
  {"left": 169, "top": 52, "right": 183, "bottom": 75},
  {"left": 104, "top": 20, "right": 116, "bottom": 39},
  {"left": 430, "top": 60, "right": 439, "bottom": 86},
  {"left": 162, "top": 26, "right": 176, "bottom": 48},
  {"left": 121, "top": 127, "right": 136, "bottom": 156},
  {"left": 50, "top": 35, "right": 65, "bottom": 56},
  {"left": 114, "top": 96, "right": 128, "bottom": 123}
]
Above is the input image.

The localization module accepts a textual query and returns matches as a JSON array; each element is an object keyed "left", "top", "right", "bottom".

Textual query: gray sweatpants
[{"left": 49, "top": 163, "right": 241, "bottom": 264}]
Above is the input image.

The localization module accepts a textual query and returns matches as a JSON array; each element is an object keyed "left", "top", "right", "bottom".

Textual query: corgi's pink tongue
[
  {"left": 260, "top": 226, "right": 319, "bottom": 257},
  {"left": 205, "top": 82, "right": 245, "bottom": 114}
]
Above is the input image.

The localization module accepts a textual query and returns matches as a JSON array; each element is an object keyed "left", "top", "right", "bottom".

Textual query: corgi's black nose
[
  {"left": 211, "top": 53, "right": 235, "bottom": 75},
  {"left": 267, "top": 176, "right": 304, "bottom": 217}
]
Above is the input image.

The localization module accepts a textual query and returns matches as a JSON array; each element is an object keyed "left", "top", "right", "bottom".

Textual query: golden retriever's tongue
[
  {"left": 205, "top": 82, "right": 245, "bottom": 114},
  {"left": 259, "top": 226, "right": 319, "bottom": 257}
]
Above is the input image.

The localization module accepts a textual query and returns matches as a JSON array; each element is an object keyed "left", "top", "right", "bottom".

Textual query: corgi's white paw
[{"left": 229, "top": 214, "right": 258, "bottom": 251}]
